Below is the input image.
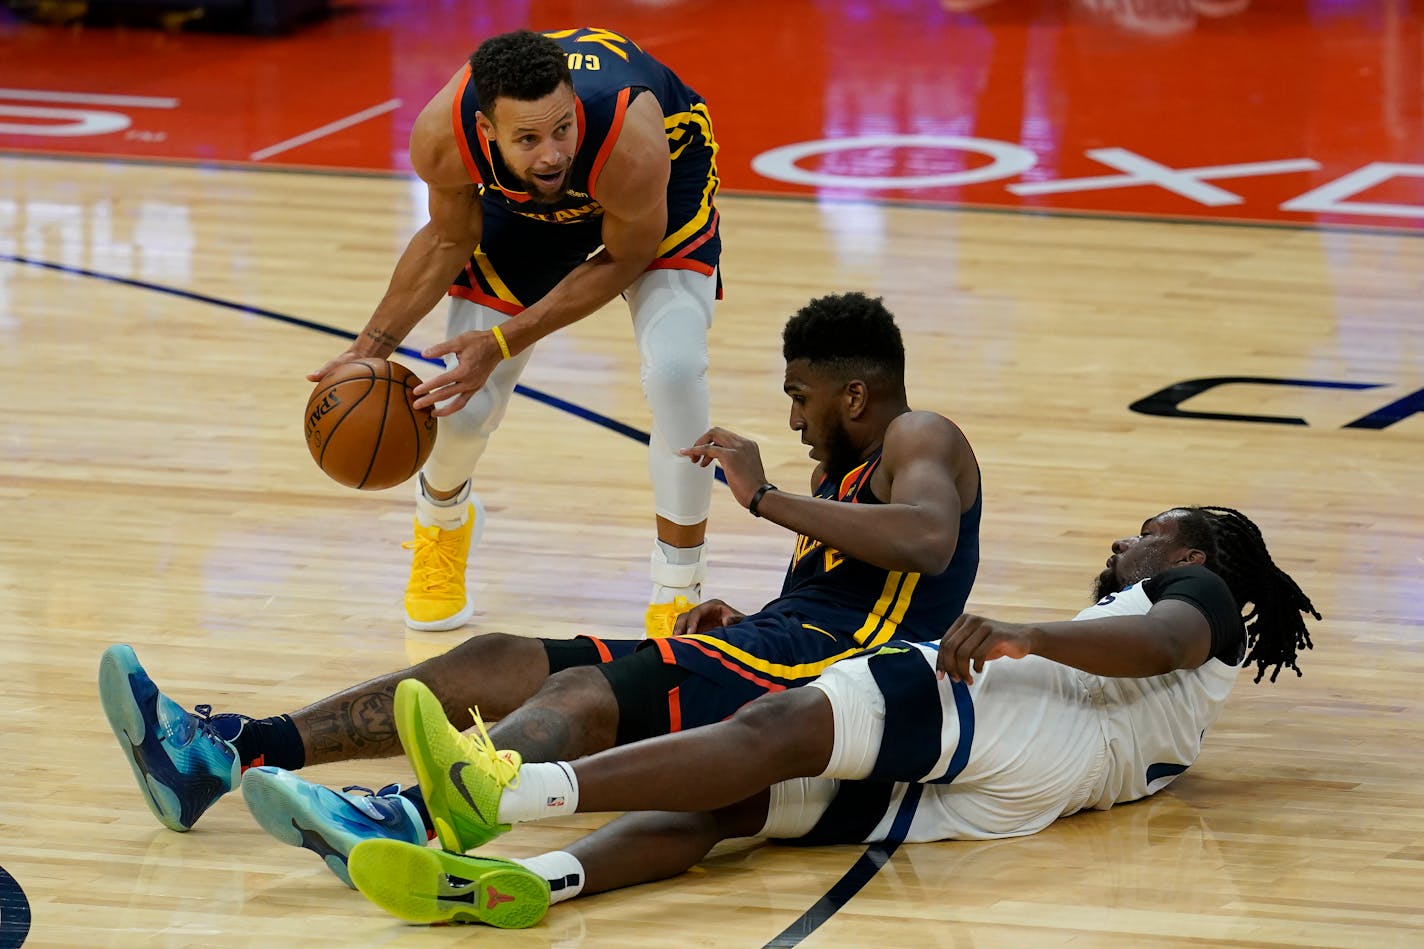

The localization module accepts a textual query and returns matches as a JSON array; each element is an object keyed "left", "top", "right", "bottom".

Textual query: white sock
[
  {"left": 416, "top": 475, "right": 471, "bottom": 530},
  {"left": 497, "top": 761, "right": 579, "bottom": 824},
  {"left": 512, "top": 851, "right": 585, "bottom": 905}
]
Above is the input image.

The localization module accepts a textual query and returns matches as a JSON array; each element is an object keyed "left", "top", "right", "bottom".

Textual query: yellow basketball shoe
[
  {"left": 645, "top": 542, "right": 705, "bottom": 638},
  {"left": 393, "top": 678, "right": 520, "bottom": 853},
  {"left": 403, "top": 498, "right": 481, "bottom": 631},
  {"left": 350, "top": 839, "right": 549, "bottom": 928},
  {"left": 644, "top": 595, "right": 698, "bottom": 638}
]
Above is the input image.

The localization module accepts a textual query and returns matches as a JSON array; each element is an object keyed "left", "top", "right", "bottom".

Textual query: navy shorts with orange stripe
[
  {"left": 581, "top": 606, "right": 869, "bottom": 734},
  {"left": 450, "top": 165, "right": 722, "bottom": 315}
]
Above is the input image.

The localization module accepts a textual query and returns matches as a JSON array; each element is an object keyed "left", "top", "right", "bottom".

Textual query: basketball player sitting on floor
[
  {"left": 341, "top": 505, "right": 1319, "bottom": 928},
  {"left": 98, "top": 292, "right": 984, "bottom": 885}
]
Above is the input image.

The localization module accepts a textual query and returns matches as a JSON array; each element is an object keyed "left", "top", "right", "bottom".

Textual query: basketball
[{"left": 304, "top": 358, "right": 437, "bottom": 490}]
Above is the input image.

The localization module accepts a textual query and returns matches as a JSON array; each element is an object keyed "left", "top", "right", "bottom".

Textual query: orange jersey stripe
[
  {"left": 681, "top": 638, "right": 788, "bottom": 693},
  {"left": 450, "top": 66, "right": 482, "bottom": 185},
  {"left": 587, "top": 87, "right": 630, "bottom": 199},
  {"left": 448, "top": 283, "right": 523, "bottom": 315},
  {"left": 645, "top": 258, "right": 715, "bottom": 277},
  {"left": 667, "top": 685, "right": 683, "bottom": 733},
  {"left": 663, "top": 208, "right": 719, "bottom": 260}
]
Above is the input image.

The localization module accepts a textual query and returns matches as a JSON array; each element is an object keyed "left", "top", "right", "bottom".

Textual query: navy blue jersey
[
  {"left": 452, "top": 28, "right": 717, "bottom": 231},
  {"left": 764, "top": 448, "right": 981, "bottom": 647},
  {"left": 448, "top": 27, "right": 722, "bottom": 311}
]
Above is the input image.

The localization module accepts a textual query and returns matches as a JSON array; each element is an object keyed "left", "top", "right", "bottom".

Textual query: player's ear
[
  {"left": 844, "top": 379, "right": 868, "bottom": 418},
  {"left": 1180, "top": 548, "right": 1207, "bottom": 567},
  {"left": 475, "top": 110, "right": 495, "bottom": 139}
]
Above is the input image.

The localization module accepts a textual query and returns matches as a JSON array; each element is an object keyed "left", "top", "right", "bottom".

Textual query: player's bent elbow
[{"left": 902, "top": 535, "right": 957, "bottom": 576}]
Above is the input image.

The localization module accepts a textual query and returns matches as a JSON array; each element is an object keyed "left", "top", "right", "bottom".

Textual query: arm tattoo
[{"left": 363, "top": 328, "right": 401, "bottom": 350}]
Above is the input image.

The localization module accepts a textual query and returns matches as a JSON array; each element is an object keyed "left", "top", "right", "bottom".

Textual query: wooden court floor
[{"left": 1, "top": 154, "right": 1422, "bottom": 947}]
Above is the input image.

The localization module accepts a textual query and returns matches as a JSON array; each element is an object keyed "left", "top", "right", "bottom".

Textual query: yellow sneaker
[
  {"left": 644, "top": 595, "right": 697, "bottom": 638},
  {"left": 403, "top": 502, "right": 475, "bottom": 632}
]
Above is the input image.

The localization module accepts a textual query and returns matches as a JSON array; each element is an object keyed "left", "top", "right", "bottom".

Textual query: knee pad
[{"left": 627, "top": 270, "right": 716, "bottom": 524}]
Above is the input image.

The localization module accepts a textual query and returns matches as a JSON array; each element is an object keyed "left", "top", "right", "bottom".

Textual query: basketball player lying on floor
[
  {"left": 341, "top": 505, "right": 1319, "bottom": 929},
  {"left": 98, "top": 292, "right": 983, "bottom": 883}
]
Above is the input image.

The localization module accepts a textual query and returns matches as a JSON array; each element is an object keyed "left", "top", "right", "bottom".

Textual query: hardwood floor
[{"left": 1, "top": 154, "right": 1421, "bottom": 946}]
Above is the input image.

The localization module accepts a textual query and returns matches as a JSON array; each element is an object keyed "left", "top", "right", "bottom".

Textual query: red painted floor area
[{"left": 1, "top": 0, "right": 1421, "bottom": 230}]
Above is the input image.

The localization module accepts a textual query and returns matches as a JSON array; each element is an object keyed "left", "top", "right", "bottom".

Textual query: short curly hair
[
  {"left": 782, "top": 292, "right": 906, "bottom": 387},
  {"left": 468, "top": 30, "right": 572, "bottom": 107}
]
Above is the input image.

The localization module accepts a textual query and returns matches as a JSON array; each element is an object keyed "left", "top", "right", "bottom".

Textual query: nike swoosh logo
[{"left": 449, "top": 760, "right": 492, "bottom": 823}]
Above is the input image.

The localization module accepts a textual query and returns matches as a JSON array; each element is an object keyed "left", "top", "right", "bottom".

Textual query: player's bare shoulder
[
  {"left": 409, "top": 67, "right": 477, "bottom": 188},
  {"left": 589, "top": 92, "right": 671, "bottom": 214},
  {"left": 882, "top": 410, "right": 979, "bottom": 499},
  {"left": 885, "top": 410, "right": 973, "bottom": 459}
]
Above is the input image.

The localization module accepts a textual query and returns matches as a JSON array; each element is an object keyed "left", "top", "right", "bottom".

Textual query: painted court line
[{"left": 249, "top": 99, "right": 402, "bottom": 162}]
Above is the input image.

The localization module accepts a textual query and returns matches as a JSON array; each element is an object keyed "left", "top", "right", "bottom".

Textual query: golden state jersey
[
  {"left": 766, "top": 448, "right": 982, "bottom": 648},
  {"left": 451, "top": 28, "right": 719, "bottom": 230}
]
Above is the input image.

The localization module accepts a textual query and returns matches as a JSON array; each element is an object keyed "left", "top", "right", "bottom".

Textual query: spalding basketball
[{"left": 304, "top": 358, "right": 437, "bottom": 490}]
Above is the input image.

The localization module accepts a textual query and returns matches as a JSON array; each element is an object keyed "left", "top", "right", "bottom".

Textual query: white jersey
[
  {"left": 1073, "top": 581, "right": 1242, "bottom": 808},
  {"left": 764, "top": 567, "right": 1246, "bottom": 845}
]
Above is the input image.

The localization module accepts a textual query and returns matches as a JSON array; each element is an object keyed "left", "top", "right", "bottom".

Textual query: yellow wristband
[{"left": 490, "top": 324, "right": 512, "bottom": 360}]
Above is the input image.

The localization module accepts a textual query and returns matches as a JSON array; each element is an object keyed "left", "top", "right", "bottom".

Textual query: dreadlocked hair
[{"left": 1174, "top": 506, "right": 1320, "bottom": 683}]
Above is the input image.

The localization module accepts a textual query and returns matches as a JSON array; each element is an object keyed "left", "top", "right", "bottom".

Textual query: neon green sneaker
[
  {"left": 403, "top": 500, "right": 479, "bottom": 632},
  {"left": 349, "top": 838, "right": 549, "bottom": 928},
  {"left": 393, "top": 678, "right": 519, "bottom": 853}
]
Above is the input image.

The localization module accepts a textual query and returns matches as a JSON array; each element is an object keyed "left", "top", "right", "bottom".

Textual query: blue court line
[
  {"left": 0, "top": 251, "right": 723, "bottom": 483},
  {"left": 763, "top": 786, "right": 924, "bottom": 948},
  {"left": 763, "top": 845, "right": 899, "bottom": 948}
]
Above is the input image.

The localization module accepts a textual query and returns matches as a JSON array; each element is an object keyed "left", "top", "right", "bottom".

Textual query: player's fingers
[
  {"left": 431, "top": 390, "right": 472, "bottom": 418},
  {"left": 955, "top": 627, "right": 990, "bottom": 684},
  {"left": 422, "top": 340, "right": 456, "bottom": 361},
  {"left": 307, "top": 357, "right": 349, "bottom": 382},
  {"left": 413, "top": 365, "right": 463, "bottom": 399}
]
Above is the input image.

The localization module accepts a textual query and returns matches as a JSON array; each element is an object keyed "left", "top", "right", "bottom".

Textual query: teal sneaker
[
  {"left": 350, "top": 838, "right": 549, "bottom": 928},
  {"left": 241, "top": 766, "right": 426, "bottom": 888},
  {"left": 393, "top": 678, "right": 519, "bottom": 853},
  {"left": 98, "top": 644, "right": 241, "bottom": 832}
]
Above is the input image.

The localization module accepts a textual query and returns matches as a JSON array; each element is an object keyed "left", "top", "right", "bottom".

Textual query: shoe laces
[
  {"left": 340, "top": 783, "right": 402, "bottom": 798},
  {"left": 192, "top": 701, "right": 253, "bottom": 740},
  {"left": 402, "top": 525, "right": 466, "bottom": 593},
  {"left": 451, "top": 707, "right": 520, "bottom": 789},
  {"left": 187, "top": 704, "right": 246, "bottom": 748}
]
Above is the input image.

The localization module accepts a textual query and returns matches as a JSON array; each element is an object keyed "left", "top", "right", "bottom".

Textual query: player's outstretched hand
[
  {"left": 413, "top": 331, "right": 502, "bottom": 416},
  {"left": 936, "top": 614, "right": 1035, "bottom": 684},
  {"left": 679, "top": 427, "right": 769, "bottom": 509},
  {"left": 672, "top": 598, "right": 746, "bottom": 636},
  {"left": 307, "top": 349, "right": 369, "bottom": 383}
]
